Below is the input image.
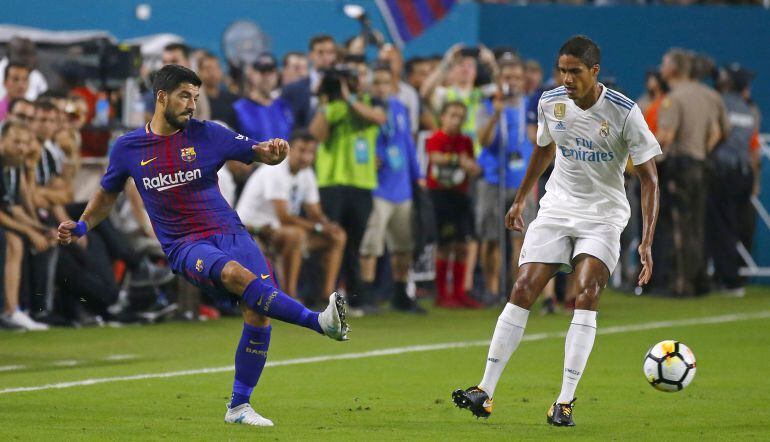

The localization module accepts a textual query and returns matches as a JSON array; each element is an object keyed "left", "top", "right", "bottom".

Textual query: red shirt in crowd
[{"left": 425, "top": 129, "right": 474, "bottom": 193}]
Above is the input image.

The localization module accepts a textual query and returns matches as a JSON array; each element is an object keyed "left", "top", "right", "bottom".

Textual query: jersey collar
[{"left": 571, "top": 82, "right": 606, "bottom": 115}]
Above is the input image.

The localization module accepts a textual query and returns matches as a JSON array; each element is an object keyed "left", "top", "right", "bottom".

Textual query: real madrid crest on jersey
[
  {"left": 599, "top": 120, "right": 610, "bottom": 138},
  {"left": 180, "top": 147, "right": 197, "bottom": 162},
  {"left": 554, "top": 103, "right": 566, "bottom": 120}
]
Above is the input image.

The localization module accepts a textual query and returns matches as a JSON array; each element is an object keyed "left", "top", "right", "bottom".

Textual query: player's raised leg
[
  {"left": 547, "top": 254, "right": 607, "bottom": 427},
  {"left": 453, "top": 262, "right": 559, "bottom": 418},
  {"left": 218, "top": 259, "right": 349, "bottom": 340}
]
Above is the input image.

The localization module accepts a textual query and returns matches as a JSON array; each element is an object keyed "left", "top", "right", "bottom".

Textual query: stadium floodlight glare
[{"left": 343, "top": 4, "right": 366, "bottom": 20}]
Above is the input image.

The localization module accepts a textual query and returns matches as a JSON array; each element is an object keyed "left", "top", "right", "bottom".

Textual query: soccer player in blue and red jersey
[{"left": 57, "top": 65, "right": 350, "bottom": 427}]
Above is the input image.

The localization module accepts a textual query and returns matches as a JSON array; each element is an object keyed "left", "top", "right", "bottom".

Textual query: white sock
[
  {"left": 557, "top": 309, "right": 597, "bottom": 404},
  {"left": 478, "top": 303, "right": 529, "bottom": 398}
]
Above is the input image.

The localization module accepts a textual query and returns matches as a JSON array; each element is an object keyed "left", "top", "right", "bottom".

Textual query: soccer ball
[{"left": 643, "top": 340, "right": 696, "bottom": 392}]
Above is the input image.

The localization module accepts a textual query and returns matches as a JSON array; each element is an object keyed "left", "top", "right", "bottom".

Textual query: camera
[{"left": 317, "top": 65, "right": 359, "bottom": 101}]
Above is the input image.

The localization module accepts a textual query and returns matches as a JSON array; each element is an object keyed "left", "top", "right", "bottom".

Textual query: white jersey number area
[{"left": 535, "top": 84, "right": 661, "bottom": 230}]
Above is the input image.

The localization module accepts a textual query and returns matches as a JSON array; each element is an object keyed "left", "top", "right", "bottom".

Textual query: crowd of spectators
[{"left": 0, "top": 28, "right": 762, "bottom": 330}]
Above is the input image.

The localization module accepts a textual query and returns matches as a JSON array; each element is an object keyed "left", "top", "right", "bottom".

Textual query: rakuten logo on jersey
[{"left": 142, "top": 169, "right": 202, "bottom": 192}]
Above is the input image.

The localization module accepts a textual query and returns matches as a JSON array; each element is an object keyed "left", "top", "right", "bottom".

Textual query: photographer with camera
[
  {"left": 309, "top": 56, "right": 386, "bottom": 315},
  {"left": 281, "top": 35, "right": 337, "bottom": 129},
  {"left": 420, "top": 44, "right": 498, "bottom": 153}
]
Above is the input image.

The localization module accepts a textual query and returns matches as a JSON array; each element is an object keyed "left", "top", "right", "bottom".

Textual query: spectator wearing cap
[
  {"left": 653, "top": 48, "right": 729, "bottom": 296},
  {"left": 0, "top": 62, "right": 31, "bottom": 122},
  {"left": 233, "top": 53, "right": 294, "bottom": 143},
  {"left": 0, "top": 37, "right": 48, "bottom": 101},
  {"left": 281, "top": 35, "right": 337, "bottom": 128},
  {"left": 198, "top": 52, "right": 238, "bottom": 129},
  {"left": 706, "top": 64, "right": 757, "bottom": 296}
]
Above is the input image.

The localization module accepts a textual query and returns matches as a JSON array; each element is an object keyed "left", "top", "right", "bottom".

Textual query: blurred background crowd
[{"left": 0, "top": 0, "right": 766, "bottom": 331}]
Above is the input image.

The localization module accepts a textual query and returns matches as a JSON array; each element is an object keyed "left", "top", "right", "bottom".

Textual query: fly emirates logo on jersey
[
  {"left": 558, "top": 137, "right": 615, "bottom": 163},
  {"left": 142, "top": 169, "right": 202, "bottom": 192}
]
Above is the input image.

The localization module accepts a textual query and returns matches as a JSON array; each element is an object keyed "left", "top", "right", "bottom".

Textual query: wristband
[{"left": 72, "top": 221, "right": 88, "bottom": 237}]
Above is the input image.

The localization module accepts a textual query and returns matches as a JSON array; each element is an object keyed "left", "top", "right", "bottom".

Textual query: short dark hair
[
  {"left": 8, "top": 97, "right": 32, "bottom": 114},
  {"left": 405, "top": 56, "right": 425, "bottom": 75},
  {"left": 282, "top": 51, "right": 306, "bottom": 67},
  {"left": 152, "top": 64, "right": 202, "bottom": 99},
  {"left": 558, "top": 35, "right": 601, "bottom": 68},
  {"left": 199, "top": 50, "right": 219, "bottom": 63},
  {"left": 309, "top": 34, "right": 334, "bottom": 52},
  {"left": 4, "top": 62, "right": 31, "bottom": 83},
  {"left": 163, "top": 43, "right": 190, "bottom": 58},
  {"left": 289, "top": 128, "right": 317, "bottom": 145},
  {"left": 372, "top": 61, "right": 392, "bottom": 74},
  {"left": 499, "top": 58, "right": 523, "bottom": 72},
  {"left": 440, "top": 100, "right": 467, "bottom": 116},
  {"left": 1, "top": 120, "right": 24, "bottom": 138},
  {"left": 34, "top": 99, "right": 58, "bottom": 113}
]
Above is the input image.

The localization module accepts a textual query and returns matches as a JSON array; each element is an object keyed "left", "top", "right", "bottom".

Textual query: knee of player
[
  {"left": 577, "top": 278, "right": 603, "bottom": 300},
  {"left": 219, "top": 260, "right": 249, "bottom": 287},
  {"left": 511, "top": 277, "right": 538, "bottom": 300}
]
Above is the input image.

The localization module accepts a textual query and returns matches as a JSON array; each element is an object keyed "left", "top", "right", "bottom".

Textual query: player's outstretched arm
[
  {"left": 634, "top": 159, "right": 659, "bottom": 286},
  {"left": 253, "top": 138, "right": 290, "bottom": 165},
  {"left": 506, "top": 142, "right": 556, "bottom": 232},
  {"left": 57, "top": 187, "right": 119, "bottom": 245}
]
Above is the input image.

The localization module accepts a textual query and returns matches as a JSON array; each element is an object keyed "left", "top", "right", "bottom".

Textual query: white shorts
[{"left": 518, "top": 215, "right": 622, "bottom": 274}]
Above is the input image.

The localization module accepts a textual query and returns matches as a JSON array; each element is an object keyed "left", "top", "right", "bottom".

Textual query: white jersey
[{"left": 536, "top": 84, "right": 661, "bottom": 230}]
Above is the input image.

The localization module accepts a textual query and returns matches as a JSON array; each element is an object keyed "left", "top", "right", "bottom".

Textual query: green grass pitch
[{"left": 1, "top": 288, "right": 769, "bottom": 440}]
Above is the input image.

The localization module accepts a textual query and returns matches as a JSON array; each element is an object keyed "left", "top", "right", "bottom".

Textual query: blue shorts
[{"left": 169, "top": 233, "right": 277, "bottom": 298}]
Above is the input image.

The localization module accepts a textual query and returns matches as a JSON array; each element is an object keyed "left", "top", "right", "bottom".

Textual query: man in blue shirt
[
  {"left": 359, "top": 64, "right": 424, "bottom": 313},
  {"left": 476, "top": 59, "right": 537, "bottom": 301},
  {"left": 58, "top": 65, "right": 349, "bottom": 427},
  {"left": 233, "top": 53, "right": 294, "bottom": 142}
]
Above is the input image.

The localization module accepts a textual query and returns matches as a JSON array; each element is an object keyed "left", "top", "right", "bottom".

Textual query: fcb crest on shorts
[
  {"left": 180, "top": 147, "right": 197, "bottom": 162},
  {"left": 599, "top": 120, "right": 610, "bottom": 138},
  {"left": 554, "top": 103, "right": 566, "bottom": 120}
]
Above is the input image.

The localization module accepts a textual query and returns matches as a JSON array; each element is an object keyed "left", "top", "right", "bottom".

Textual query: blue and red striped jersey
[{"left": 101, "top": 119, "right": 256, "bottom": 255}]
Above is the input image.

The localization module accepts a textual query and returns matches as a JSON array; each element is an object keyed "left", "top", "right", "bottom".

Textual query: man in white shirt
[
  {"left": 236, "top": 130, "right": 346, "bottom": 305},
  {"left": 453, "top": 36, "right": 661, "bottom": 427},
  {"left": 0, "top": 37, "right": 48, "bottom": 101}
]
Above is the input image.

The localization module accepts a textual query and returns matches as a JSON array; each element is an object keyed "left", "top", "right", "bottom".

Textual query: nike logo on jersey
[
  {"left": 248, "top": 340, "right": 265, "bottom": 346},
  {"left": 260, "top": 274, "right": 270, "bottom": 280},
  {"left": 140, "top": 157, "right": 157, "bottom": 166}
]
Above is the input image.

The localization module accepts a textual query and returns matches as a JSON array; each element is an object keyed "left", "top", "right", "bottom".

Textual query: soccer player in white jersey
[{"left": 452, "top": 35, "right": 661, "bottom": 427}]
